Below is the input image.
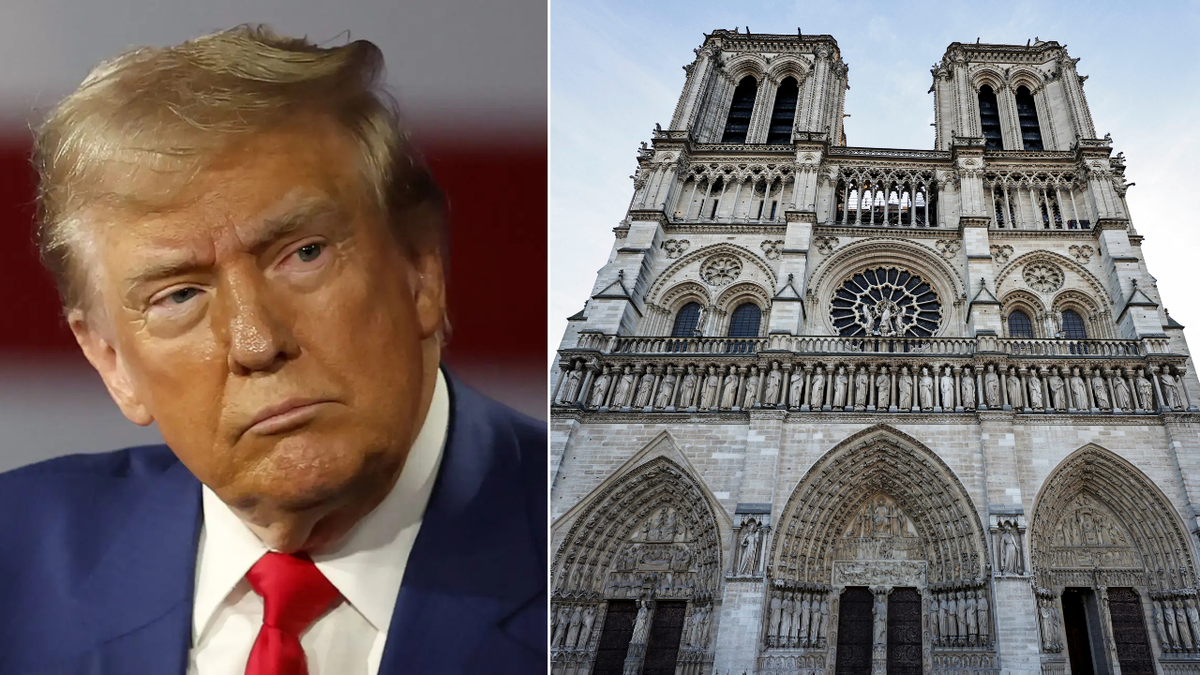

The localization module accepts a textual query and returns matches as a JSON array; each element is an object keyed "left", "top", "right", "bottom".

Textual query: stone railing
[{"left": 552, "top": 335, "right": 1194, "bottom": 416}]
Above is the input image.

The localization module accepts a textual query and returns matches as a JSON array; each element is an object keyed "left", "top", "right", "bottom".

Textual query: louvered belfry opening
[
  {"left": 721, "top": 76, "right": 758, "bottom": 143},
  {"left": 766, "top": 77, "right": 799, "bottom": 144},
  {"left": 978, "top": 85, "right": 1003, "bottom": 150},
  {"left": 1015, "top": 85, "right": 1043, "bottom": 151}
]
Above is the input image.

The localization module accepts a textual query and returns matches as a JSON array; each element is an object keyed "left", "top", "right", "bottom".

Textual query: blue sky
[{"left": 550, "top": 0, "right": 1200, "bottom": 360}]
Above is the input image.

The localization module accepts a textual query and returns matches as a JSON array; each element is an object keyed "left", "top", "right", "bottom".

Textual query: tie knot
[{"left": 246, "top": 552, "right": 340, "bottom": 635}]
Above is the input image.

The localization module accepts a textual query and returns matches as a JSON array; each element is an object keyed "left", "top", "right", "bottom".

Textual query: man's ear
[
  {"left": 68, "top": 309, "right": 154, "bottom": 426},
  {"left": 409, "top": 250, "right": 447, "bottom": 341}
]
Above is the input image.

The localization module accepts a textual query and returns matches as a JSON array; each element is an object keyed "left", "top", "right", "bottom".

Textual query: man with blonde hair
[{"left": 0, "top": 26, "right": 546, "bottom": 674}]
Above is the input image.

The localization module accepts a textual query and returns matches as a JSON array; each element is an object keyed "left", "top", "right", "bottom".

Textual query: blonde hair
[{"left": 33, "top": 24, "right": 444, "bottom": 311}]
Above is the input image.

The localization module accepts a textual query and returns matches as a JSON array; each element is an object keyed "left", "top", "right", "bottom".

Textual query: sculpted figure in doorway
[
  {"left": 737, "top": 520, "right": 761, "bottom": 575},
  {"left": 1000, "top": 524, "right": 1021, "bottom": 574},
  {"left": 631, "top": 599, "right": 651, "bottom": 644}
]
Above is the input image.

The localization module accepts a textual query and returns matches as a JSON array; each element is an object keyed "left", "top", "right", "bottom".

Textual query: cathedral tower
[{"left": 552, "top": 30, "right": 1200, "bottom": 675}]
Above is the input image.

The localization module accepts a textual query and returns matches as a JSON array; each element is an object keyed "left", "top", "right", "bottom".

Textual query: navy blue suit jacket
[{"left": 0, "top": 375, "right": 547, "bottom": 674}]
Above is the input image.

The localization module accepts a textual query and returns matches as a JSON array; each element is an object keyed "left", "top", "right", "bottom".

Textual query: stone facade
[{"left": 551, "top": 30, "right": 1200, "bottom": 675}]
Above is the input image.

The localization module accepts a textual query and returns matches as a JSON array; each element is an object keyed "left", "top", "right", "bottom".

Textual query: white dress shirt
[{"left": 188, "top": 370, "right": 449, "bottom": 675}]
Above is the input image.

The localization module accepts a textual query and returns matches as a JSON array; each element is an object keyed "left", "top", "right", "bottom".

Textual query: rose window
[
  {"left": 830, "top": 266, "right": 942, "bottom": 337},
  {"left": 700, "top": 254, "right": 742, "bottom": 286},
  {"left": 1023, "top": 263, "right": 1063, "bottom": 293}
]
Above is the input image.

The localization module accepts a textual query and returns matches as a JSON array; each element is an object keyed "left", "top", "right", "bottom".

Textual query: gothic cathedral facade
[{"left": 551, "top": 30, "right": 1200, "bottom": 675}]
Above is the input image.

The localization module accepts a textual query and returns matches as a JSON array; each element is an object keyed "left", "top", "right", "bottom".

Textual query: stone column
[
  {"left": 872, "top": 587, "right": 889, "bottom": 675},
  {"left": 623, "top": 600, "right": 655, "bottom": 675},
  {"left": 1018, "top": 367, "right": 1031, "bottom": 413},
  {"left": 954, "top": 366, "right": 964, "bottom": 412},
  {"left": 801, "top": 365, "right": 813, "bottom": 411},
  {"left": 867, "top": 365, "right": 878, "bottom": 412}
]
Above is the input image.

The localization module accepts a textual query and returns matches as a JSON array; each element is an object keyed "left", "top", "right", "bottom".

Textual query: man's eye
[
  {"left": 167, "top": 288, "right": 200, "bottom": 304},
  {"left": 295, "top": 243, "right": 324, "bottom": 263}
]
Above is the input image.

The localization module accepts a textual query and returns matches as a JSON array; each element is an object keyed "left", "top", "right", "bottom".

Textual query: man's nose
[{"left": 218, "top": 268, "right": 299, "bottom": 375}]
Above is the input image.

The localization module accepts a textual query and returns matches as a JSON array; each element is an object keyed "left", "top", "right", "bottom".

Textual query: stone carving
[
  {"left": 990, "top": 244, "right": 1013, "bottom": 263},
  {"left": 654, "top": 367, "right": 677, "bottom": 408},
  {"left": 837, "top": 493, "right": 921, "bottom": 561},
  {"left": 631, "top": 599, "right": 651, "bottom": 644},
  {"left": 984, "top": 365, "right": 1001, "bottom": 408},
  {"left": 998, "top": 522, "right": 1023, "bottom": 575},
  {"left": 930, "top": 584, "right": 991, "bottom": 648},
  {"left": 560, "top": 361, "right": 584, "bottom": 405},
  {"left": 789, "top": 370, "right": 804, "bottom": 409},
  {"left": 809, "top": 368, "right": 826, "bottom": 409},
  {"left": 589, "top": 366, "right": 612, "bottom": 407},
  {"left": 700, "top": 254, "right": 742, "bottom": 286},
  {"left": 564, "top": 604, "right": 583, "bottom": 649},
  {"left": 701, "top": 366, "right": 720, "bottom": 409},
  {"left": 743, "top": 368, "right": 760, "bottom": 409},
  {"left": 736, "top": 519, "right": 763, "bottom": 576},
  {"left": 720, "top": 368, "right": 739, "bottom": 408},
  {"left": 1068, "top": 244, "right": 1093, "bottom": 262},
  {"left": 1037, "top": 596, "right": 1063, "bottom": 652},
  {"left": 1006, "top": 369, "right": 1023, "bottom": 408},
  {"left": 898, "top": 366, "right": 913, "bottom": 409},
  {"left": 551, "top": 604, "right": 569, "bottom": 648},
  {"left": 831, "top": 266, "right": 941, "bottom": 338},
  {"left": 919, "top": 366, "right": 935, "bottom": 410},
  {"left": 1027, "top": 372, "right": 1044, "bottom": 409},
  {"left": 580, "top": 606, "right": 596, "bottom": 649},
  {"left": 833, "top": 365, "right": 849, "bottom": 408},
  {"left": 635, "top": 369, "right": 655, "bottom": 408},
  {"left": 814, "top": 235, "right": 839, "bottom": 255},
  {"left": 832, "top": 560, "right": 926, "bottom": 586},
  {"left": 1160, "top": 368, "right": 1184, "bottom": 410},
  {"left": 1023, "top": 262, "right": 1064, "bottom": 293},
  {"left": 1135, "top": 368, "right": 1155, "bottom": 410},
  {"left": 1069, "top": 367, "right": 1088, "bottom": 410},
  {"left": 764, "top": 362, "right": 783, "bottom": 406},
  {"left": 940, "top": 366, "right": 955, "bottom": 409},
  {"left": 1090, "top": 369, "right": 1110, "bottom": 410},
  {"left": 1113, "top": 372, "right": 1133, "bottom": 411},
  {"left": 761, "top": 239, "right": 784, "bottom": 260},
  {"left": 1049, "top": 368, "right": 1066, "bottom": 410},
  {"left": 873, "top": 591, "right": 887, "bottom": 644},
  {"left": 935, "top": 239, "right": 961, "bottom": 258},
  {"left": 853, "top": 366, "right": 869, "bottom": 410},
  {"left": 684, "top": 604, "right": 712, "bottom": 648},
  {"left": 875, "top": 370, "right": 890, "bottom": 409},
  {"left": 663, "top": 239, "right": 691, "bottom": 259},
  {"left": 613, "top": 365, "right": 636, "bottom": 408},
  {"left": 961, "top": 366, "right": 976, "bottom": 409}
]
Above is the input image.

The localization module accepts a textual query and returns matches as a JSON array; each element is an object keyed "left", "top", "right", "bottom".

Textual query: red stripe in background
[{"left": 0, "top": 136, "right": 547, "bottom": 368}]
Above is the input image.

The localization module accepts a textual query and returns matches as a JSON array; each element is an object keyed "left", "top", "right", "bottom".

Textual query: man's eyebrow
[{"left": 121, "top": 200, "right": 344, "bottom": 290}]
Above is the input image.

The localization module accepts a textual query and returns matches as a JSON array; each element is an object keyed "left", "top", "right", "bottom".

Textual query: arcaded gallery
[{"left": 550, "top": 29, "right": 1200, "bottom": 675}]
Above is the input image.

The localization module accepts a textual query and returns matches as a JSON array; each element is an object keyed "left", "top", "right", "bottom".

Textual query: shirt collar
[{"left": 192, "top": 368, "right": 450, "bottom": 640}]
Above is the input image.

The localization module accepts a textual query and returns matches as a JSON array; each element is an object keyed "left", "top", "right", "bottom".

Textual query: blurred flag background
[{"left": 0, "top": 0, "right": 547, "bottom": 472}]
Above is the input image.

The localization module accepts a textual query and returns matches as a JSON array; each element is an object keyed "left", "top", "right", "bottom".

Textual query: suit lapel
[
  {"left": 378, "top": 376, "right": 544, "bottom": 673},
  {"left": 62, "top": 458, "right": 201, "bottom": 674}
]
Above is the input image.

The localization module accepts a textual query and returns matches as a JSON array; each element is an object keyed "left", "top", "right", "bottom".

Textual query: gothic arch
[
  {"left": 995, "top": 250, "right": 1113, "bottom": 309},
  {"left": 1029, "top": 444, "right": 1199, "bottom": 594},
  {"left": 647, "top": 243, "right": 778, "bottom": 307},
  {"left": 764, "top": 55, "right": 810, "bottom": 85},
  {"left": 723, "top": 53, "right": 768, "bottom": 84},
  {"left": 1006, "top": 67, "right": 1046, "bottom": 95},
  {"left": 715, "top": 281, "right": 772, "bottom": 314},
  {"left": 807, "top": 237, "right": 966, "bottom": 337},
  {"left": 552, "top": 435, "right": 728, "bottom": 602},
  {"left": 660, "top": 281, "right": 712, "bottom": 314},
  {"left": 969, "top": 66, "right": 1006, "bottom": 94},
  {"left": 999, "top": 289, "right": 1046, "bottom": 338},
  {"left": 768, "top": 424, "right": 990, "bottom": 586}
]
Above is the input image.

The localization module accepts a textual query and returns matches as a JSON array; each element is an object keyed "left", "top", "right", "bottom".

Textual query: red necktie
[{"left": 244, "top": 552, "right": 341, "bottom": 675}]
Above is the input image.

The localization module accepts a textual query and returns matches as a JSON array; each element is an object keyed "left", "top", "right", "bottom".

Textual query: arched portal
[
  {"left": 1029, "top": 445, "right": 1200, "bottom": 672},
  {"left": 761, "top": 425, "right": 997, "bottom": 675},
  {"left": 551, "top": 454, "right": 724, "bottom": 675}
]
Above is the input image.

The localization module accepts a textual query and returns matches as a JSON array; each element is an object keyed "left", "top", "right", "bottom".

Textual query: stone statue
[
  {"left": 1039, "top": 603, "right": 1056, "bottom": 650},
  {"left": 1024, "top": 373, "right": 1042, "bottom": 410},
  {"left": 810, "top": 368, "right": 826, "bottom": 408},
  {"left": 984, "top": 365, "right": 1001, "bottom": 408},
  {"left": 655, "top": 368, "right": 677, "bottom": 408},
  {"left": 789, "top": 369, "right": 805, "bottom": 408},
  {"left": 1070, "top": 367, "right": 1089, "bottom": 410},
  {"left": 1000, "top": 524, "right": 1021, "bottom": 574},
  {"left": 589, "top": 367, "right": 611, "bottom": 407},
  {"left": 875, "top": 371, "right": 890, "bottom": 408},
  {"left": 780, "top": 593, "right": 794, "bottom": 647},
  {"left": 965, "top": 592, "right": 978, "bottom": 642},
  {"left": 961, "top": 367, "right": 976, "bottom": 409},
  {"left": 1161, "top": 369, "right": 1183, "bottom": 410},
  {"left": 1186, "top": 598, "right": 1200, "bottom": 646},
  {"left": 1177, "top": 599, "right": 1194, "bottom": 650},
  {"left": 854, "top": 367, "right": 869, "bottom": 409},
  {"left": 564, "top": 604, "right": 583, "bottom": 649},
  {"left": 634, "top": 370, "right": 655, "bottom": 407},
  {"left": 946, "top": 592, "right": 959, "bottom": 639},
  {"left": 956, "top": 591, "right": 969, "bottom": 642},
  {"left": 764, "top": 363, "right": 783, "bottom": 405},
  {"left": 940, "top": 366, "right": 955, "bottom": 409},
  {"left": 1006, "top": 369, "right": 1023, "bottom": 409},
  {"left": 833, "top": 366, "right": 849, "bottom": 408},
  {"left": 1136, "top": 368, "right": 1155, "bottom": 410},
  {"left": 1113, "top": 372, "right": 1133, "bottom": 411},
  {"left": 679, "top": 366, "right": 698, "bottom": 407},
  {"left": 976, "top": 590, "right": 990, "bottom": 643},
  {"left": 737, "top": 520, "right": 761, "bottom": 575},
  {"left": 1155, "top": 601, "right": 1172, "bottom": 651},
  {"left": 930, "top": 597, "right": 941, "bottom": 643},
  {"left": 720, "top": 369, "right": 739, "bottom": 408},
  {"left": 743, "top": 369, "right": 760, "bottom": 409},
  {"left": 1165, "top": 600, "right": 1180, "bottom": 647},
  {"left": 818, "top": 598, "right": 830, "bottom": 642},
  {"left": 551, "top": 605, "right": 569, "bottom": 648},
  {"left": 1049, "top": 368, "right": 1066, "bottom": 410},
  {"left": 580, "top": 605, "right": 596, "bottom": 649},
  {"left": 561, "top": 362, "right": 584, "bottom": 404},
  {"left": 898, "top": 367, "right": 913, "bottom": 409},
  {"left": 701, "top": 366, "right": 720, "bottom": 409},
  {"left": 613, "top": 366, "right": 636, "bottom": 408},
  {"left": 919, "top": 367, "right": 934, "bottom": 410},
  {"left": 769, "top": 593, "right": 783, "bottom": 646},
  {"left": 799, "top": 592, "right": 812, "bottom": 645},
  {"left": 874, "top": 593, "right": 887, "bottom": 644},
  {"left": 938, "top": 594, "right": 949, "bottom": 640},
  {"left": 631, "top": 599, "right": 651, "bottom": 644},
  {"left": 1091, "top": 370, "right": 1110, "bottom": 410}
]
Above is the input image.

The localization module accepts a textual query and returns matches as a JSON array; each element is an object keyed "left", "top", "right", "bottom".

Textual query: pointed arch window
[
  {"left": 1007, "top": 310, "right": 1033, "bottom": 338},
  {"left": 721, "top": 76, "right": 758, "bottom": 143},
  {"left": 727, "top": 302, "right": 762, "bottom": 337},
  {"left": 670, "top": 302, "right": 702, "bottom": 337},
  {"left": 978, "top": 85, "right": 1003, "bottom": 151},
  {"left": 1062, "top": 309, "right": 1087, "bottom": 339},
  {"left": 1015, "top": 86, "right": 1043, "bottom": 151},
  {"left": 766, "top": 76, "right": 799, "bottom": 144}
]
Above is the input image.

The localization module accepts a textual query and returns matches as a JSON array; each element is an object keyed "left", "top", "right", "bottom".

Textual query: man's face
[{"left": 71, "top": 118, "right": 444, "bottom": 552}]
